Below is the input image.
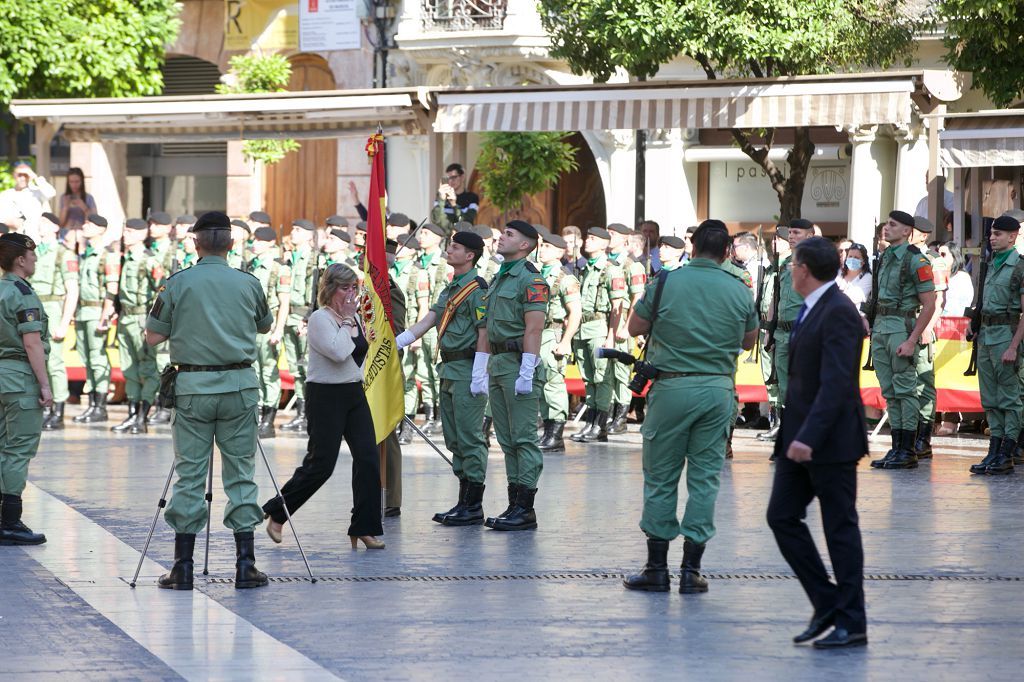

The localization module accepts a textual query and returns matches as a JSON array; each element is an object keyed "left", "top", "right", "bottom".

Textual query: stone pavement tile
[{"left": 0, "top": 548, "right": 180, "bottom": 680}]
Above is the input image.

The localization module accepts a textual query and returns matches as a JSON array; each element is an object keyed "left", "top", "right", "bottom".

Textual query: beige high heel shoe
[
  {"left": 264, "top": 514, "right": 283, "bottom": 544},
  {"left": 350, "top": 535, "right": 385, "bottom": 550}
]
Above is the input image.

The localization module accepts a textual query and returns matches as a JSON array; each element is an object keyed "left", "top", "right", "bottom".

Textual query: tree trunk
[{"left": 778, "top": 126, "right": 815, "bottom": 224}]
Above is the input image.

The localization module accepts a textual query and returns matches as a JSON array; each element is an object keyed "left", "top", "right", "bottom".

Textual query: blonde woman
[{"left": 262, "top": 264, "right": 384, "bottom": 549}]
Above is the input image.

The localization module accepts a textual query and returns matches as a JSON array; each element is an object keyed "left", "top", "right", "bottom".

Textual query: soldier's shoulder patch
[
  {"left": 630, "top": 272, "right": 646, "bottom": 286},
  {"left": 917, "top": 261, "right": 933, "bottom": 282},
  {"left": 13, "top": 280, "right": 33, "bottom": 295},
  {"left": 565, "top": 278, "right": 581, "bottom": 295},
  {"left": 16, "top": 308, "right": 41, "bottom": 323},
  {"left": 741, "top": 271, "right": 754, "bottom": 288},
  {"left": 526, "top": 280, "right": 549, "bottom": 303},
  {"left": 611, "top": 276, "right": 626, "bottom": 290},
  {"left": 475, "top": 305, "right": 486, "bottom": 321},
  {"left": 66, "top": 258, "right": 79, "bottom": 273}
]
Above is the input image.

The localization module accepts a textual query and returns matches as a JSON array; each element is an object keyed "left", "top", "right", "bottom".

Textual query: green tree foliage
[
  {"left": 940, "top": 0, "right": 1024, "bottom": 107},
  {"left": 217, "top": 54, "right": 301, "bottom": 165},
  {"left": 0, "top": 0, "right": 180, "bottom": 160},
  {"left": 476, "top": 132, "right": 579, "bottom": 214},
  {"left": 538, "top": 0, "right": 922, "bottom": 221}
]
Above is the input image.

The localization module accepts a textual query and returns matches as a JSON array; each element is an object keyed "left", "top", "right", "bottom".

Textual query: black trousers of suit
[
  {"left": 263, "top": 381, "right": 383, "bottom": 537},
  {"left": 766, "top": 455, "right": 866, "bottom": 633}
]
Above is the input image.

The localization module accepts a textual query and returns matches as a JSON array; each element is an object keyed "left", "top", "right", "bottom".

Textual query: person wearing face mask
[{"left": 836, "top": 243, "right": 872, "bottom": 308}]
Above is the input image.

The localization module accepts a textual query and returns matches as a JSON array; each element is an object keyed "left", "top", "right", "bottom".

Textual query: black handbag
[{"left": 157, "top": 365, "right": 178, "bottom": 408}]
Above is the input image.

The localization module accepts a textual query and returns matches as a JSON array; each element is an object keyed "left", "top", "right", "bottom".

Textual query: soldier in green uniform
[
  {"left": 247, "top": 226, "right": 291, "bottom": 438},
  {"left": 111, "top": 218, "right": 161, "bottom": 434},
  {"left": 482, "top": 220, "right": 548, "bottom": 531},
  {"left": 73, "top": 214, "right": 116, "bottom": 424},
  {"left": 868, "top": 210, "right": 937, "bottom": 470},
  {"left": 0, "top": 233, "right": 52, "bottom": 545},
  {"left": 178, "top": 225, "right": 199, "bottom": 270},
  {"left": 31, "top": 212, "right": 78, "bottom": 431},
  {"left": 227, "top": 219, "right": 251, "bottom": 271},
  {"left": 390, "top": 230, "right": 422, "bottom": 445},
  {"left": 607, "top": 223, "right": 647, "bottom": 434},
  {"left": 623, "top": 220, "right": 757, "bottom": 594},
  {"left": 537, "top": 233, "right": 581, "bottom": 452},
  {"left": 756, "top": 226, "right": 790, "bottom": 441},
  {"left": 414, "top": 223, "right": 450, "bottom": 434},
  {"left": 322, "top": 220, "right": 353, "bottom": 267},
  {"left": 761, "top": 220, "right": 812, "bottom": 452},
  {"left": 397, "top": 231, "right": 491, "bottom": 525},
  {"left": 967, "top": 215, "right": 1024, "bottom": 475},
  {"left": 909, "top": 217, "right": 946, "bottom": 459},
  {"left": 571, "top": 227, "right": 627, "bottom": 442},
  {"left": 145, "top": 211, "right": 272, "bottom": 590},
  {"left": 474, "top": 225, "right": 503, "bottom": 282},
  {"left": 280, "top": 219, "right": 316, "bottom": 434},
  {"left": 656, "top": 235, "right": 686, "bottom": 271},
  {"left": 352, "top": 221, "right": 368, "bottom": 264},
  {"left": 147, "top": 211, "right": 176, "bottom": 384}
]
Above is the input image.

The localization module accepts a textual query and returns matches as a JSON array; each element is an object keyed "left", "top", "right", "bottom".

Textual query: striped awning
[
  {"left": 9, "top": 89, "right": 432, "bottom": 143},
  {"left": 433, "top": 78, "right": 920, "bottom": 133},
  {"left": 939, "top": 114, "right": 1024, "bottom": 168}
]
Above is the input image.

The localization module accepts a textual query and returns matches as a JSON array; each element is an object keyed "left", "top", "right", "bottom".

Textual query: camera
[{"left": 596, "top": 347, "right": 659, "bottom": 393}]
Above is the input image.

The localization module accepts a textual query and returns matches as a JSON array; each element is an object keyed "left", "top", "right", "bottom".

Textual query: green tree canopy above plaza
[
  {"left": 538, "top": 0, "right": 924, "bottom": 222},
  {"left": 0, "top": 0, "right": 181, "bottom": 162},
  {"left": 941, "top": 0, "right": 1024, "bottom": 108}
]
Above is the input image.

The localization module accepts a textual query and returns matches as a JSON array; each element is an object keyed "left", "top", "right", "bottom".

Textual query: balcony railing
[{"left": 422, "top": 0, "right": 507, "bottom": 31}]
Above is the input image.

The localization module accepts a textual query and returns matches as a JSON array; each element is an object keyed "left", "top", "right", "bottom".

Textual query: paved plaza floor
[{"left": 3, "top": 409, "right": 1024, "bottom": 680}]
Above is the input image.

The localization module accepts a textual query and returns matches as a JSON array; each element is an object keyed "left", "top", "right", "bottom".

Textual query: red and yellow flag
[{"left": 360, "top": 132, "right": 404, "bottom": 442}]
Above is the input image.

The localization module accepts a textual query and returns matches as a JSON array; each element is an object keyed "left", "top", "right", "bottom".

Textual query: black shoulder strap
[
  {"left": 14, "top": 280, "right": 33, "bottom": 295},
  {"left": 474, "top": 275, "right": 489, "bottom": 289},
  {"left": 639, "top": 269, "right": 670, "bottom": 360},
  {"left": 524, "top": 261, "right": 540, "bottom": 273}
]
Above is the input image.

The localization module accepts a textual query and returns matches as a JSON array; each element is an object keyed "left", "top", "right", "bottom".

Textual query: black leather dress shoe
[
  {"left": 384, "top": 507, "right": 401, "bottom": 517},
  {"left": 793, "top": 609, "right": 835, "bottom": 644},
  {"left": 812, "top": 627, "right": 867, "bottom": 649}
]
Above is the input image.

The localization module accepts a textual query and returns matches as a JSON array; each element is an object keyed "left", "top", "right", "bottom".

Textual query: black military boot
[
  {"left": 258, "top": 408, "right": 277, "bottom": 439},
  {"left": 72, "top": 392, "right": 96, "bottom": 423},
  {"left": 130, "top": 402, "right": 151, "bottom": 435},
  {"left": 725, "top": 428, "right": 735, "bottom": 459},
  {"left": 582, "top": 410, "right": 609, "bottom": 442},
  {"left": 234, "top": 531, "right": 269, "bottom": 589},
  {"left": 482, "top": 416, "right": 493, "bottom": 448},
  {"left": 570, "top": 408, "right": 595, "bottom": 442},
  {"left": 280, "top": 399, "right": 306, "bottom": 433},
  {"left": 970, "top": 437, "right": 1002, "bottom": 474},
  {"left": 871, "top": 429, "right": 901, "bottom": 469},
  {"left": 444, "top": 481, "right": 486, "bottom": 526},
  {"left": 157, "top": 533, "right": 195, "bottom": 590},
  {"left": 756, "top": 408, "right": 780, "bottom": 441},
  {"left": 985, "top": 436, "right": 1017, "bottom": 475},
  {"left": 914, "top": 422, "right": 934, "bottom": 459},
  {"left": 485, "top": 484, "right": 518, "bottom": 528},
  {"left": 487, "top": 485, "right": 538, "bottom": 531},
  {"left": 86, "top": 393, "right": 108, "bottom": 423},
  {"left": 433, "top": 477, "right": 468, "bottom": 524},
  {"left": 1015, "top": 429, "right": 1024, "bottom": 466},
  {"left": 679, "top": 539, "right": 709, "bottom": 594},
  {"left": 424, "top": 404, "right": 441, "bottom": 435},
  {"left": 0, "top": 494, "right": 46, "bottom": 545},
  {"left": 398, "top": 415, "right": 414, "bottom": 444},
  {"left": 111, "top": 401, "right": 139, "bottom": 433},
  {"left": 43, "top": 402, "right": 65, "bottom": 431},
  {"left": 538, "top": 418, "right": 553, "bottom": 440},
  {"left": 540, "top": 421, "right": 566, "bottom": 452},
  {"left": 148, "top": 405, "right": 172, "bottom": 425},
  {"left": 608, "top": 402, "right": 629, "bottom": 434},
  {"left": 623, "top": 538, "right": 671, "bottom": 592},
  {"left": 882, "top": 429, "right": 919, "bottom": 469}
]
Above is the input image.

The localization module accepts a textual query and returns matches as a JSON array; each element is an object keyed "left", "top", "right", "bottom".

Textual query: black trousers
[
  {"left": 263, "top": 382, "right": 382, "bottom": 537},
  {"left": 766, "top": 455, "right": 866, "bottom": 633}
]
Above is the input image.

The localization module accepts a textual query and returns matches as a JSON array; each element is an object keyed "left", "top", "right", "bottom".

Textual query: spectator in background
[
  {"left": 639, "top": 220, "right": 662, "bottom": 272},
  {"left": 431, "top": 163, "right": 479, "bottom": 235},
  {"left": 57, "top": 167, "right": 95, "bottom": 232},
  {"left": 938, "top": 241, "right": 973, "bottom": 317},
  {"left": 838, "top": 238, "right": 853, "bottom": 263},
  {"left": 562, "top": 225, "right": 585, "bottom": 276},
  {"left": 0, "top": 162, "right": 56, "bottom": 241},
  {"left": 836, "top": 243, "right": 872, "bottom": 308}
]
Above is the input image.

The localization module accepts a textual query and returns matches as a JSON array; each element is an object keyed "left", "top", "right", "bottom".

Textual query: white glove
[
  {"left": 471, "top": 352, "right": 490, "bottom": 396},
  {"left": 516, "top": 352, "right": 539, "bottom": 395},
  {"left": 395, "top": 330, "right": 415, "bottom": 349}
]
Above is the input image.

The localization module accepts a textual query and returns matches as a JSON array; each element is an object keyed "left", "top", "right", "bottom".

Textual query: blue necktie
[{"left": 792, "top": 302, "right": 808, "bottom": 339}]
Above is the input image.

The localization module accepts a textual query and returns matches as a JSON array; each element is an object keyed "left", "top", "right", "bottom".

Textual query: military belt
[
  {"left": 122, "top": 306, "right": 148, "bottom": 315},
  {"left": 981, "top": 313, "right": 1020, "bottom": 326},
  {"left": 440, "top": 348, "right": 476, "bottom": 363},
  {"left": 80, "top": 299, "right": 103, "bottom": 307},
  {"left": 176, "top": 362, "right": 253, "bottom": 372},
  {"left": 489, "top": 339, "right": 524, "bottom": 355},
  {"left": 658, "top": 372, "right": 731, "bottom": 380},
  {"left": 39, "top": 295, "right": 62, "bottom": 303},
  {"left": 877, "top": 305, "right": 918, "bottom": 319},
  {"left": 777, "top": 320, "right": 796, "bottom": 332},
  {"left": 582, "top": 311, "right": 607, "bottom": 322}
]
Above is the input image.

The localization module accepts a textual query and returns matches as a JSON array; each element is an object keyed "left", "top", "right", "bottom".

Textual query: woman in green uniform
[{"left": 0, "top": 233, "right": 52, "bottom": 545}]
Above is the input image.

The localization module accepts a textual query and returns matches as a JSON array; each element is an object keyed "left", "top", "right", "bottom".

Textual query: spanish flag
[{"left": 360, "top": 131, "right": 404, "bottom": 443}]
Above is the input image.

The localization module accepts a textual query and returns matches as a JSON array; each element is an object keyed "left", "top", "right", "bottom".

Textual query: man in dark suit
[{"left": 766, "top": 236, "right": 869, "bottom": 649}]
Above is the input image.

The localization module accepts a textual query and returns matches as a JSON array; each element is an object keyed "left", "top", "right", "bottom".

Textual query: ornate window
[{"left": 422, "top": 0, "right": 507, "bottom": 31}]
